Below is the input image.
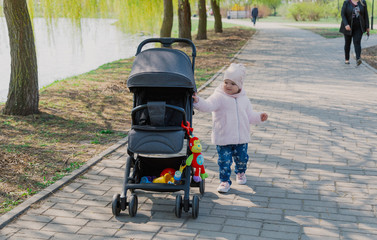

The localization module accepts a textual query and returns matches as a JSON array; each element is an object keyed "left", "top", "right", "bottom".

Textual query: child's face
[{"left": 223, "top": 79, "right": 240, "bottom": 95}]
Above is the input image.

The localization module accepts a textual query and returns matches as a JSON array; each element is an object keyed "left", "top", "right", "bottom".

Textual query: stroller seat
[{"left": 128, "top": 100, "right": 186, "bottom": 154}]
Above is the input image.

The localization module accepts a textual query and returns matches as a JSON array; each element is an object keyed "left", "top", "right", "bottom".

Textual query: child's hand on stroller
[
  {"left": 261, "top": 113, "right": 268, "bottom": 122},
  {"left": 192, "top": 93, "right": 199, "bottom": 103}
]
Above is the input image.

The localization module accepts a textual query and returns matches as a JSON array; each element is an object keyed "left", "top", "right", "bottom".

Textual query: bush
[
  {"left": 288, "top": 2, "right": 325, "bottom": 21},
  {"left": 256, "top": 5, "right": 271, "bottom": 18},
  {"left": 276, "top": 4, "right": 290, "bottom": 17}
]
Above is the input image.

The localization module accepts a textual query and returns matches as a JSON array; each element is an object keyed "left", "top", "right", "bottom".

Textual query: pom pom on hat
[{"left": 223, "top": 63, "right": 246, "bottom": 89}]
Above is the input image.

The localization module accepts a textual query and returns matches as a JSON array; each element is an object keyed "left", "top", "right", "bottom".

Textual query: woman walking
[{"left": 339, "top": 0, "right": 369, "bottom": 66}]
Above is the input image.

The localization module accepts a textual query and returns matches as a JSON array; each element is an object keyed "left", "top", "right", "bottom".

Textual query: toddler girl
[{"left": 193, "top": 63, "right": 268, "bottom": 193}]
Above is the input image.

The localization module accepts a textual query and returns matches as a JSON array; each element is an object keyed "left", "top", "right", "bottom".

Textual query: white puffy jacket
[{"left": 194, "top": 84, "right": 262, "bottom": 146}]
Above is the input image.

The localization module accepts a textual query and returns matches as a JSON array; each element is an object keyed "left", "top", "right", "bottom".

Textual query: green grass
[
  {"left": 35, "top": 161, "right": 84, "bottom": 188},
  {"left": 300, "top": 26, "right": 377, "bottom": 38},
  {"left": 237, "top": 15, "right": 342, "bottom": 24}
]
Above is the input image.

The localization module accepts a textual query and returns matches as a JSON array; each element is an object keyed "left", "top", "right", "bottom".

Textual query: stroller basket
[
  {"left": 112, "top": 38, "right": 203, "bottom": 219},
  {"left": 126, "top": 155, "right": 186, "bottom": 192}
]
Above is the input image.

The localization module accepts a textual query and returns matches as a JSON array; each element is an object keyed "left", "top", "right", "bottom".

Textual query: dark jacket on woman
[{"left": 339, "top": 0, "right": 369, "bottom": 35}]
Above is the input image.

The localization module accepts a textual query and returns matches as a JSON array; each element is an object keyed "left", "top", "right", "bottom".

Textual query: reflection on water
[{"left": 0, "top": 17, "right": 151, "bottom": 102}]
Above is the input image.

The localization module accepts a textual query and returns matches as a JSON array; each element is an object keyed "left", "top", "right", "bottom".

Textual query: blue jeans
[{"left": 216, "top": 144, "right": 249, "bottom": 184}]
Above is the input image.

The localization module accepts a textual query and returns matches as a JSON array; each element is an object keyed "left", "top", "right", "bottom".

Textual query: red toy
[{"left": 160, "top": 168, "right": 176, "bottom": 177}]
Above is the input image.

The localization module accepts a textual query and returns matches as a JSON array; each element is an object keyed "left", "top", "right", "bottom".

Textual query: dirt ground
[
  {"left": 0, "top": 27, "right": 254, "bottom": 214},
  {"left": 363, "top": 45, "right": 377, "bottom": 69}
]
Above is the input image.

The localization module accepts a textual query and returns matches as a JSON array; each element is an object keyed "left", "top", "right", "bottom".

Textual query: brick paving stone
[
  {"left": 19, "top": 214, "right": 53, "bottom": 223},
  {"left": 303, "top": 226, "right": 340, "bottom": 238},
  {"left": 260, "top": 230, "right": 300, "bottom": 239},
  {"left": 158, "top": 227, "right": 198, "bottom": 237},
  {"left": 49, "top": 217, "right": 88, "bottom": 226},
  {"left": 41, "top": 223, "right": 81, "bottom": 233},
  {"left": 77, "top": 226, "right": 118, "bottom": 236},
  {"left": 223, "top": 225, "right": 260, "bottom": 235},
  {"left": 50, "top": 233, "right": 92, "bottom": 240},
  {"left": 113, "top": 230, "right": 156, "bottom": 239},
  {"left": 7, "top": 229, "right": 55, "bottom": 240},
  {"left": 196, "top": 230, "right": 238, "bottom": 240},
  {"left": 153, "top": 234, "right": 195, "bottom": 240},
  {"left": 10, "top": 220, "right": 47, "bottom": 230}
]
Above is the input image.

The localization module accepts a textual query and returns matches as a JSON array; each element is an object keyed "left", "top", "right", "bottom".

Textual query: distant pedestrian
[
  {"left": 192, "top": 63, "right": 268, "bottom": 193},
  {"left": 339, "top": 0, "right": 370, "bottom": 66},
  {"left": 251, "top": 5, "right": 259, "bottom": 26}
]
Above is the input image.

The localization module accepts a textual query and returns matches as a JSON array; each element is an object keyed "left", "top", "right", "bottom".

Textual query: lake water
[{"left": 0, "top": 17, "right": 151, "bottom": 102}]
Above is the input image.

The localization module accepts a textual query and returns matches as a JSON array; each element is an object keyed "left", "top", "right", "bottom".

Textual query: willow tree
[
  {"left": 196, "top": 0, "right": 207, "bottom": 40},
  {"left": 178, "top": 0, "right": 192, "bottom": 39},
  {"left": 3, "top": 0, "right": 39, "bottom": 116},
  {"left": 211, "top": 0, "right": 223, "bottom": 33},
  {"left": 160, "top": 0, "right": 174, "bottom": 37},
  {"left": 38, "top": 0, "right": 164, "bottom": 35}
]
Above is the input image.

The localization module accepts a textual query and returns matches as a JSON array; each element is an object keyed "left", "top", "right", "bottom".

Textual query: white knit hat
[{"left": 223, "top": 63, "right": 246, "bottom": 89}]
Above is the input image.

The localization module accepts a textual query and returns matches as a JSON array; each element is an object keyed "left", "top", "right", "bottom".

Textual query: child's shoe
[
  {"left": 236, "top": 173, "right": 247, "bottom": 185},
  {"left": 217, "top": 182, "right": 231, "bottom": 193}
]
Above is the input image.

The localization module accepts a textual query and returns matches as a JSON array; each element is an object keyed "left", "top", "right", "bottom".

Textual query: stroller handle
[
  {"left": 136, "top": 37, "right": 196, "bottom": 72},
  {"left": 131, "top": 103, "right": 187, "bottom": 126}
]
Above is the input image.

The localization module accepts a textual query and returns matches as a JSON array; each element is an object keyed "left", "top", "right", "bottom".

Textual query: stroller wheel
[
  {"left": 112, "top": 194, "right": 121, "bottom": 216},
  {"left": 199, "top": 179, "right": 205, "bottom": 195},
  {"left": 175, "top": 195, "right": 183, "bottom": 218},
  {"left": 128, "top": 194, "right": 138, "bottom": 217},
  {"left": 191, "top": 195, "right": 199, "bottom": 219}
]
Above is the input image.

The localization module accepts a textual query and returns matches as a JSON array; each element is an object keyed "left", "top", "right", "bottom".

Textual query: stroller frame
[{"left": 112, "top": 38, "right": 204, "bottom": 219}]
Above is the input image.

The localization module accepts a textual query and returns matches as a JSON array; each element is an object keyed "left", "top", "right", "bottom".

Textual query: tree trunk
[
  {"left": 160, "top": 0, "right": 174, "bottom": 38},
  {"left": 178, "top": 0, "right": 192, "bottom": 40},
  {"left": 211, "top": 0, "right": 223, "bottom": 33},
  {"left": 3, "top": 0, "right": 39, "bottom": 116},
  {"left": 196, "top": 0, "right": 207, "bottom": 40}
]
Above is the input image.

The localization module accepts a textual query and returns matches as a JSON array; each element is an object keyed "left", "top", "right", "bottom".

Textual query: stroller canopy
[{"left": 127, "top": 48, "right": 196, "bottom": 90}]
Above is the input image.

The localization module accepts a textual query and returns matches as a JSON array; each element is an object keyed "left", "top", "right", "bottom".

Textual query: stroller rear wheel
[
  {"left": 112, "top": 194, "right": 121, "bottom": 216},
  {"left": 175, "top": 195, "right": 183, "bottom": 218},
  {"left": 128, "top": 194, "right": 138, "bottom": 217},
  {"left": 191, "top": 195, "right": 199, "bottom": 219}
]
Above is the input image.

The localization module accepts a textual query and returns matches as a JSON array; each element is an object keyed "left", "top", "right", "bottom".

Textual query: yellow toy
[{"left": 153, "top": 173, "right": 175, "bottom": 184}]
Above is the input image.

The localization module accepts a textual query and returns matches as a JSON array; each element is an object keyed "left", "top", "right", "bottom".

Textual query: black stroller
[{"left": 112, "top": 38, "right": 204, "bottom": 219}]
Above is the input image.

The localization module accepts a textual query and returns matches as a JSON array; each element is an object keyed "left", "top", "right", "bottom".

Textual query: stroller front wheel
[
  {"left": 128, "top": 194, "right": 138, "bottom": 217},
  {"left": 191, "top": 195, "right": 199, "bottom": 219},
  {"left": 112, "top": 194, "right": 121, "bottom": 216}
]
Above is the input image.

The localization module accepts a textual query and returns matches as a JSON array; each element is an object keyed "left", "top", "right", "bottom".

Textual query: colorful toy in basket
[
  {"left": 181, "top": 121, "right": 209, "bottom": 182},
  {"left": 153, "top": 171, "right": 175, "bottom": 184}
]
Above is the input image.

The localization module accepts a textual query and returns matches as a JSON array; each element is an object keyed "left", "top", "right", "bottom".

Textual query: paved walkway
[{"left": 1, "top": 22, "right": 377, "bottom": 240}]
